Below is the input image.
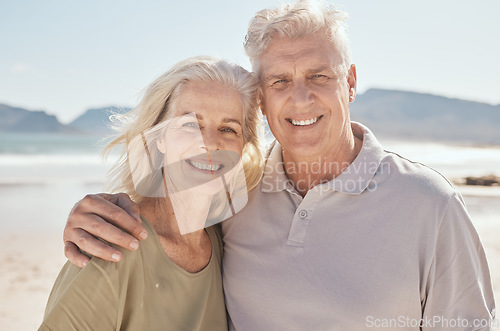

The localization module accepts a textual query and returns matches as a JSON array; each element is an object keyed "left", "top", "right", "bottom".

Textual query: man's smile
[{"left": 286, "top": 115, "right": 323, "bottom": 127}]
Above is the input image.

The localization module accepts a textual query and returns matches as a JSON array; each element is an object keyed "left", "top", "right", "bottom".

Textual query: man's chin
[{"left": 281, "top": 143, "right": 325, "bottom": 160}]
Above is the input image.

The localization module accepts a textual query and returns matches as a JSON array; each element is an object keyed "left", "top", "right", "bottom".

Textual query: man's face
[{"left": 259, "top": 34, "right": 356, "bottom": 161}]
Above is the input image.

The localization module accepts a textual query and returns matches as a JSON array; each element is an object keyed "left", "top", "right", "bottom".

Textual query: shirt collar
[
  {"left": 261, "top": 140, "right": 290, "bottom": 193},
  {"left": 260, "top": 122, "right": 385, "bottom": 195}
]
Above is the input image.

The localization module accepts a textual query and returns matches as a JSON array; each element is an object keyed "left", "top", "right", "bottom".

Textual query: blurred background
[{"left": 1, "top": 0, "right": 499, "bottom": 329}]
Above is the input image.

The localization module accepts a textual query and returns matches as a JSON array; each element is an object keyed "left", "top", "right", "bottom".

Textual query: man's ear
[
  {"left": 347, "top": 64, "right": 357, "bottom": 102},
  {"left": 156, "top": 138, "right": 166, "bottom": 154}
]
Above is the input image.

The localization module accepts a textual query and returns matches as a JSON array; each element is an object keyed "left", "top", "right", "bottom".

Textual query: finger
[
  {"left": 65, "top": 228, "right": 124, "bottom": 263},
  {"left": 64, "top": 241, "right": 90, "bottom": 268},
  {"left": 65, "top": 213, "right": 140, "bottom": 252},
  {"left": 74, "top": 194, "right": 148, "bottom": 241},
  {"left": 105, "top": 193, "right": 142, "bottom": 223}
]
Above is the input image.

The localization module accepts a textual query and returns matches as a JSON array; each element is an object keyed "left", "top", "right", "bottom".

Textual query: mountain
[
  {"left": 1, "top": 90, "right": 499, "bottom": 144},
  {"left": 350, "top": 89, "right": 500, "bottom": 145},
  {"left": 0, "top": 103, "right": 76, "bottom": 133},
  {"left": 70, "top": 106, "right": 132, "bottom": 135}
]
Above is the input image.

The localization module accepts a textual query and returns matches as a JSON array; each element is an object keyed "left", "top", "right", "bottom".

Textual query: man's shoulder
[{"left": 379, "top": 149, "right": 458, "bottom": 200}]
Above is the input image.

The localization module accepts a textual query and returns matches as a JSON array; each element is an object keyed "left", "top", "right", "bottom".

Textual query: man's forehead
[
  {"left": 260, "top": 59, "right": 346, "bottom": 80},
  {"left": 258, "top": 36, "right": 345, "bottom": 77}
]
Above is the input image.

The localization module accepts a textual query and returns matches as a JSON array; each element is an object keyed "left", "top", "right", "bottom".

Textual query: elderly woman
[{"left": 40, "top": 56, "right": 263, "bottom": 330}]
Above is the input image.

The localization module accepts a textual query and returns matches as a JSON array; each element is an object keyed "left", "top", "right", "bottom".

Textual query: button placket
[{"left": 287, "top": 192, "right": 319, "bottom": 247}]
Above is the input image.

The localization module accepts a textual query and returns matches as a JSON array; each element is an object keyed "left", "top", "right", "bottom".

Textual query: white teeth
[
  {"left": 291, "top": 117, "right": 319, "bottom": 126},
  {"left": 189, "top": 160, "right": 222, "bottom": 171}
]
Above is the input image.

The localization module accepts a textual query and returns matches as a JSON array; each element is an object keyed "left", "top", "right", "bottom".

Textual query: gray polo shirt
[{"left": 222, "top": 122, "right": 495, "bottom": 330}]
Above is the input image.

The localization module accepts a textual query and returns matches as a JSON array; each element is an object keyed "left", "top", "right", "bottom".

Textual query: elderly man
[{"left": 62, "top": 0, "right": 495, "bottom": 329}]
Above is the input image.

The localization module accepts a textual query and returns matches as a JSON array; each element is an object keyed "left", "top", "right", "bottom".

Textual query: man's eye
[
  {"left": 311, "top": 74, "right": 328, "bottom": 80},
  {"left": 271, "top": 79, "right": 287, "bottom": 86}
]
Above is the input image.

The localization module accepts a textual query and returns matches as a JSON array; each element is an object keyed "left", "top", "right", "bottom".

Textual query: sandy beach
[
  {"left": 0, "top": 185, "right": 499, "bottom": 330},
  {"left": 0, "top": 233, "right": 66, "bottom": 330}
]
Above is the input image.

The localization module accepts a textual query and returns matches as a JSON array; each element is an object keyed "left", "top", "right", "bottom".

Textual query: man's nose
[{"left": 290, "top": 80, "right": 314, "bottom": 108}]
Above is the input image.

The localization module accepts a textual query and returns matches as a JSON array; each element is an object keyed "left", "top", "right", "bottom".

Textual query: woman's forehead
[{"left": 173, "top": 81, "right": 244, "bottom": 121}]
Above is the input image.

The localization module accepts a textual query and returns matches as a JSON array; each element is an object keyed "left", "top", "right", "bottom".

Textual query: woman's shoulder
[
  {"left": 78, "top": 219, "right": 160, "bottom": 284},
  {"left": 42, "top": 256, "right": 123, "bottom": 328}
]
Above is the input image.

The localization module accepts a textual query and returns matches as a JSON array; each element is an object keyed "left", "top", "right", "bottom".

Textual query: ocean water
[
  {"left": 0, "top": 133, "right": 118, "bottom": 232},
  {"left": 382, "top": 139, "right": 500, "bottom": 179},
  {"left": 0, "top": 133, "right": 118, "bottom": 184},
  {"left": 0, "top": 133, "right": 499, "bottom": 232}
]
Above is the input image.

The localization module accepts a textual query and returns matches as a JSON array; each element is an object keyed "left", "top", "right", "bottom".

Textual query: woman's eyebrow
[
  {"left": 179, "top": 112, "right": 199, "bottom": 119},
  {"left": 180, "top": 113, "right": 241, "bottom": 127},
  {"left": 222, "top": 118, "right": 242, "bottom": 126}
]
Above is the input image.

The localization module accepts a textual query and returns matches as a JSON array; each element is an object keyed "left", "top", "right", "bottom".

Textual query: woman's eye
[
  {"left": 272, "top": 79, "right": 287, "bottom": 85},
  {"left": 221, "top": 127, "right": 237, "bottom": 134},
  {"left": 182, "top": 122, "right": 200, "bottom": 129}
]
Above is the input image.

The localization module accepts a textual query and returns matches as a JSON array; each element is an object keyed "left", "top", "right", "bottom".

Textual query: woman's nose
[{"left": 201, "top": 130, "right": 222, "bottom": 151}]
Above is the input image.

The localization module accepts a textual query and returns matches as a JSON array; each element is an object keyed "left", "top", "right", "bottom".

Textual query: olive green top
[{"left": 40, "top": 218, "right": 227, "bottom": 331}]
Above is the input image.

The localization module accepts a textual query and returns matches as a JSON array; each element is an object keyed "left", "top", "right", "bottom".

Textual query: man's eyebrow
[
  {"left": 307, "top": 66, "right": 345, "bottom": 76},
  {"left": 263, "top": 74, "right": 288, "bottom": 83},
  {"left": 262, "top": 66, "right": 345, "bottom": 82}
]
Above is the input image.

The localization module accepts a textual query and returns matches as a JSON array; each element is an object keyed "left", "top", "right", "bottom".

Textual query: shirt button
[{"left": 298, "top": 210, "right": 308, "bottom": 219}]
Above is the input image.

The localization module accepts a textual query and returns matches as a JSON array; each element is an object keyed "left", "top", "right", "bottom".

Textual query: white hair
[{"left": 244, "top": 0, "right": 352, "bottom": 75}]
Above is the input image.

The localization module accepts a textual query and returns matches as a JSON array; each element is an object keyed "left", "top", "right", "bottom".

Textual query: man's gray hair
[{"left": 244, "top": 0, "right": 352, "bottom": 75}]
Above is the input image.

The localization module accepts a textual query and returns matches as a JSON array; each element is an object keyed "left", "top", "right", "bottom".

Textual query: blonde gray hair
[
  {"left": 244, "top": 0, "right": 352, "bottom": 75},
  {"left": 104, "top": 56, "right": 264, "bottom": 203}
]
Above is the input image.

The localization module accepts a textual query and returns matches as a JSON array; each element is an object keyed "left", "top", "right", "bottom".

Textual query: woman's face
[{"left": 157, "top": 80, "right": 245, "bottom": 194}]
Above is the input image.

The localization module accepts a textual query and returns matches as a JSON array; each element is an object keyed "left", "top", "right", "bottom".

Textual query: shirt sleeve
[
  {"left": 39, "top": 260, "right": 119, "bottom": 331},
  {"left": 422, "top": 193, "right": 496, "bottom": 330}
]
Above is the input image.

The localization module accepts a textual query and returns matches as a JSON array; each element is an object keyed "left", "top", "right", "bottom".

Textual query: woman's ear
[{"left": 156, "top": 138, "right": 166, "bottom": 154}]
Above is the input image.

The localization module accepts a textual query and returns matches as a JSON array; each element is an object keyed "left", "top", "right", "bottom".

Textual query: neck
[
  {"left": 138, "top": 192, "right": 211, "bottom": 245},
  {"left": 138, "top": 194, "right": 213, "bottom": 273},
  {"left": 282, "top": 128, "right": 363, "bottom": 197}
]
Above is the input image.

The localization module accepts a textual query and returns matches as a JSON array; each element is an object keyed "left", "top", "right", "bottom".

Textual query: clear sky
[{"left": 1, "top": 0, "right": 499, "bottom": 123}]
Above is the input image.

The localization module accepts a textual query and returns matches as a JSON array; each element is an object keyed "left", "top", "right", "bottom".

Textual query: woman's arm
[{"left": 63, "top": 193, "right": 147, "bottom": 267}]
